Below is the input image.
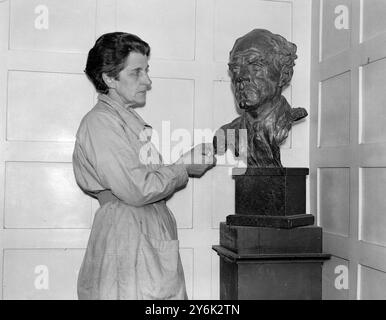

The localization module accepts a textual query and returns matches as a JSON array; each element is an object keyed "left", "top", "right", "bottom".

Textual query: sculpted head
[{"left": 228, "top": 29, "right": 297, "bottom": 111}]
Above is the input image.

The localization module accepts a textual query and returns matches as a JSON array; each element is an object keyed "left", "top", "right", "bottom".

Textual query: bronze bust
[{"left": 213, "top": 29, "right": 307, "bottom": 167}]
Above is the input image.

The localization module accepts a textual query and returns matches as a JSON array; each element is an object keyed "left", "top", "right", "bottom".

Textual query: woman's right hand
[{"left": 175, "top": 143, "right": 216, "bottom": 178}]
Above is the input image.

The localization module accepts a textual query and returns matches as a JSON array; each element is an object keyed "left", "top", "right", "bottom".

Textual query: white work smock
[{"left": 72, "top": 94, "right": 189, "bottom": 300}]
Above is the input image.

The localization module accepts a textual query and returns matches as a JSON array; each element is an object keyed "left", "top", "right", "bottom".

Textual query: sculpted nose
[{"left": 236, "top": 66, "right": 250, "bottom": 84}]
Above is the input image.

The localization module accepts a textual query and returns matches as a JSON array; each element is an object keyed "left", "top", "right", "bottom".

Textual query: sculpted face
[
  {"left": 214, "top": 29, "right": 302, "bottom": 168},
  {"left": 228, "top": 48, "right": 280, "bottom": 111}
]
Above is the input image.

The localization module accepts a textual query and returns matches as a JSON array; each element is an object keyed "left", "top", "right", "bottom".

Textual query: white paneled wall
[
  {"left": 0, "top": 0, "right": 311, "bottom": 299},
  {"left": 319, "top": 72, "right": 351, "bottom": 147},
  {"left": 318, "top": 167, "right": 350, "bottom": 237},
  {"left": 116, "top": 0, "right": 197, "bottom": 60},
  {"left": 312, "top": 0, "right": 386, "bottom": 300},
  {"left": 9, "top": 0, "right": 97, "bottom": 53},
  {"left": 3, "top": 249, "right": 84, "bottom": 300},
  {"left": 7, "top": 71, "right": 95, "bottom": 142}
]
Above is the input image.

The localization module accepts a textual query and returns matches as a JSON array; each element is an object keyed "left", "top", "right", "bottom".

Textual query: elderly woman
[{"left": 73, "top": 32, "right": 215, "bottom": 300}]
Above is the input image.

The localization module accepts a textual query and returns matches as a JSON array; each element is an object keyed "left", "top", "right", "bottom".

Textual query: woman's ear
[{"left": 102, "top": 73, "right": 116, "bottom": 89}]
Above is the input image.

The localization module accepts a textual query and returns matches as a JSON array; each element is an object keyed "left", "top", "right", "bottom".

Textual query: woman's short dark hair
[{"left": 85, "top": 32, "right": 150, "bottom": 94}]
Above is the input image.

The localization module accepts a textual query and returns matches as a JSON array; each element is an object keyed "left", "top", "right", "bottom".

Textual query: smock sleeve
[{"left": 78, "top": 111, "right": 188, "bottom": 207}]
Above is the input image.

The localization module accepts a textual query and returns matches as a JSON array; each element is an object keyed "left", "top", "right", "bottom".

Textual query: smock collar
[{"left": 98, "top": 94, "right": 152, "bottom": 136}]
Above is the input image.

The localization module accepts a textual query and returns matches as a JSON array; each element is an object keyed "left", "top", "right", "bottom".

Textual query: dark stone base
[
  {"left": 233, "top": 167, "right": 308, "bottom": 216},
  {"left": 226, "top": 214, "right": 315, "bottom": 229},
  {"left": 213, "top": 245, "right": 330, "bottom": 300},
  {"left": 220, "top": 222, "right": 322, "bottom": 254}
]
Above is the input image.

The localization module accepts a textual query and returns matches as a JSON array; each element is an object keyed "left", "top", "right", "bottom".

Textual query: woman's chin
[{"left": 132, "top": 98, "right": 147, "bottom": 108}]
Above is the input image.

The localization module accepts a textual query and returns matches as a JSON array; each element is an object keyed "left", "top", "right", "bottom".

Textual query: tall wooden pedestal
[{"left": 212, "top": 168, "right": 330, "bottom": 300}]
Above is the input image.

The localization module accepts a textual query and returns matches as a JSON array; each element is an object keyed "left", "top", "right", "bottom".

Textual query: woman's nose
[{"left": 143, "top": 73, "right": 152, "bottom": 87}]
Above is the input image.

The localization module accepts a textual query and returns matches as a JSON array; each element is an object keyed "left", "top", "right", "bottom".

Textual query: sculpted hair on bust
[
  {"left": 267, "top": 32, "right": 297, "bottom": 89},
  {"left": 85, "top": 32, "right": 150, "bottom": 94}
]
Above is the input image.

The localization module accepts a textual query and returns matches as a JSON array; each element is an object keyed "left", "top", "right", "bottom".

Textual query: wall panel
[
  {"left": 361, "top": 0, "right": 386, "bottom": 42},
  {"left": 318, "top": 168, "right": 350, "bottom": 237},
  {"left": 10, "top": 0, "right": 96, "bottom": 53},
  {"left": 116, "top": 0, "right": 196, "bottom": 60},
  {"left": 7, "top": 71, "right": 94, "bottom": 142},
  {"left": 360, "top": 167, "right": 386, "bottom": 247},
  {"left": 360, "top": 57, "right": 386, "bottom": 144},
  {"left": 211, "top": 251, "right": 220, "bottom": 299},
  {"left": 322, "top": 255, "right": 349, "bottom": 299},
  {"left": 211, "top": 165, "right": 235, "bottom": 229},
  {"left": 319, "top": 72, "right": 351, "bottom": 147},
  {"left": 4, "top": 162, "right": 92, "bottom": 229},
  {"left": 214, "top": 0, "right": 292, "bottom": 62},
  {"left": 320, "top": 0, "right": 351, "bottom": 61},
  {"left": 3, "top": 249, "right": 84, "bottom": 299},
  {"left": 358, "top": 264, "right": 386, "bottom": 299}
]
